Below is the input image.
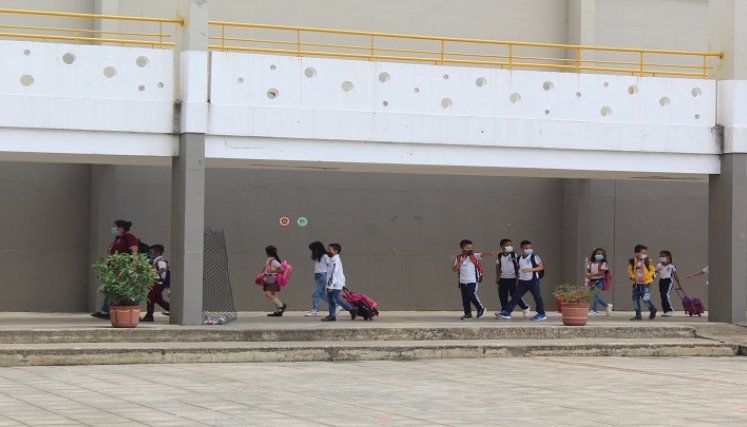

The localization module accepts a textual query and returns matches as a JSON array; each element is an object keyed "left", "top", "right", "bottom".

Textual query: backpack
[
  {"left": 498, "top": 252, "right": 519, "bottom": 276},
  {"left": 137, "top": 240, "right": 150, "bottom": 254},
  {"left": 458, "top": 253, "right": 483, "bottom": 283},
  {"left": 276, "top": 260, "right": 293, "bottom": 287},
  {"left": 153, "top": 257, "right": 171, "bottom": 287},
  {"left": 530, "top": 254, "right": 545, "bottom": 280},
  {"left": 602, "top": 270, "right": 612, "bottom": 291}
]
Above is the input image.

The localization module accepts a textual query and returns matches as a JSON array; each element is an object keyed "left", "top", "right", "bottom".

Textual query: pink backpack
[{"left": 276, "top": 260, "right": 293, "bottom": 287}]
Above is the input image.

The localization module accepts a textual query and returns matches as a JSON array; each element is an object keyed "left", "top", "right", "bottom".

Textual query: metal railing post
[
  {"left": 639, "top": 51, "right": 644, "bottom": 76},
  {"left": 440, "top": 39, "right": 444, "bottom": 65},
  {"left": 369, "top": 35, "right": 374, "bottom": 60},
  {"left": 508, "top": 44, "right": 513, "bottom": 70},
  {"left": 296, "top": 29, "right": 300, "bottom": 56},
  {"left": 575, "top": 47, "right": 580, "bottom": 73},
  {"left": 702, "top": 55, "right": 708, "bottom": 78},
  {"left": 221, "top": 24, "right": 225, "bottom": 50}
]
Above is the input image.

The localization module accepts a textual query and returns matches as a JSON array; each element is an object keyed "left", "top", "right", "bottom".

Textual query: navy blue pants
[
  {"left": 504, "top": 279, "right": 545, "bottom": 315},
  {"left": 498, "top": 278, "right": 528, "bottom": 311},
  {"left": 459, "top": 282, "right": 484, "bottom": 315}
]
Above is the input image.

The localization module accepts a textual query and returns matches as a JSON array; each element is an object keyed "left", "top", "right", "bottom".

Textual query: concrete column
[
  {"left": 87, "top": 165, "right": 117, "bottom": 312},
  {"left": 708, "top": 154, "right": 747, "bottom": 324},
  {"left": 707, "top": 0, "right": 747, "bottom": 80},
  {"left": 566, "top": 0, "right": 596, "bottom": 63},
  {"left": 170, "top": 0, "right": 209, "bottom": 325}
]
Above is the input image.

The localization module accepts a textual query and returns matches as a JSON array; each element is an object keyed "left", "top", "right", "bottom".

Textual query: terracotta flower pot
[
  {"left": 109, "top": 305, "right": 141, "bottom": 328},
  {"left": 556, "top": 298, "right": 565, "bottom": 313},
  {"left": 560, "top": 302, "right": 589, "bottom": 326}
]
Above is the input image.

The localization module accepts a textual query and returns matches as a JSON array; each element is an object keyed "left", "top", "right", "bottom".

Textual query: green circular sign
[{"left": 297, "top": 217, "right": 309, "bottom": 227}]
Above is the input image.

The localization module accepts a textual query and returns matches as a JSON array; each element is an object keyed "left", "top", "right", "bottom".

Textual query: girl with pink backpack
[{"left": 255, "top": 245, "right": 290, "bottom": 317}]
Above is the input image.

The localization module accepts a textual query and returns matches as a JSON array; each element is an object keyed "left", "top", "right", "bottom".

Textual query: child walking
[
  {"left": 586, "top": 248, "right": 613, "bottom": 316},
  {"left": 305, "top": 241, "right": 330, "bottom": 317},
  {"left": 495, "top": 239, "right": 531, "bottom": 318},
  {"left": 322, "top": 243, "right": 357, "bottom": 322},
  {"left": 627, "top": 244, "right": 657, "bottom": 320},
  {"left": 656, "top": 250, "right": 682, "bottom": 317},
  {"left": 452, "top": 239, "right": 499, "bottom": 320},
  {"left": 141, "top": 244, "right": 170, "bottom": 322},
  {"left": 259, "top": 245, "right": 287, "bottom": 317},
  {"left": 497, "top": 240, "right": 546, "bottom": 321}
]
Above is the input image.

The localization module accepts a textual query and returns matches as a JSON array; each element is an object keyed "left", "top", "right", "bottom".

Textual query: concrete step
[
  {"left": 0, "top": 325, "right": 700, "bottom": 344},
  {"left": 0, "top": 338, "right": 738, "bottom": 366}
]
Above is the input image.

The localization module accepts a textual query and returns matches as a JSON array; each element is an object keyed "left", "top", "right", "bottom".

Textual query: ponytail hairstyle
[
  {"left": 590, "top": 247, "right": 607, "bottom": 263},
  {"left": 308, "top": 241, "right": 327, "bottom": 262},
  {"left": 114, "top": 219, "right": 132, "bottom": 232},
  {"left": 265, "top": 245, "right": 281, "bottom": 263}
]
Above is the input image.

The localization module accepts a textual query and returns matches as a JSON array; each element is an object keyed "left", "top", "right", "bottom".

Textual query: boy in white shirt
[
  {"left": 656, "top": 250, "right": 682, "bottom": 316},
  {"left": 452, "top": 239, "right": 499, "bottom": 320},
  {"left": 497, "top": 240, "right": 547, "bottom": 321},
  {"left": 321, "top": 243, "right": 357, "bottom": 322},
  {"left": 495, "top": 238, "right": 531, "bottom": 318}
]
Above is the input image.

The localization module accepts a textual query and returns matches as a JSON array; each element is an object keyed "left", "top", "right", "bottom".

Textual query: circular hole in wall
[
  {"left": 628, "top": 85, "right": 639, "bottom": 95},
  {"left": 413, "top": 87, "right": 420, "bottom": 93},
  {"left": 695, "top": 113, "right": 701, "bottom": 120},
  {"left": 509, "top": 93, "right": 522, "bottom": 104},
  {"left": 20, "top": 74, "right": 34, "bottom": 87},
  {"left": 603, "top": 81, "right": 610, "bottom": 88},
  {"left": 270, "top": 64, "right": 277, "bottom": 70},
  {"left": 443, "top": 74, "right": 450, "bottom": 80},
  {"left": 138, "top": 85, "right": 146, "bottom": 92},
  {"left": 475, "top": 77, "right": 487, "bottom": 88},
  {"left": 62, "top": 53, "right": 76, "bottom": 64},
  {"left": 692, "top": 87, "right": 702, "bottom": 97},
  {"left": 378, "top": 72, "right": 390, "bottom": 82},
  {"left": 267, "top": 88, "right": 279, "bottom": 99},
  {"left": 157, "top": 82, "right": 164, "bottom": 88},
  {"left": 341, "top": 81, "right": 354, "bottom": 92},
  {"left": 136, "top": 56, "right": 149, "bottom": 68},
  {"left": 543, "top": 81, "right": 554, "bottom": 91},
  {"left": 600, "top": 106, "right": 612, "bottom": 117},
  {"left": 659, "top": 96, "right": 670, "bottom": 107},
  {"left": 576, "top": 92, "right": 582, "bottom": 97},
  {"left": 382, "top": 100, "right": 389, "bottom": 107},
  {"left": 23, "top": 49, "right": 31, "bottom": 56},
  {"left": 304, "top": 67, "right": 317, "bottom": 78},
  {"left": 103, "top": 66, "right": 117, "bottom": 78},
  {"left": 441, "top": 97, "right": 453, "bottom": 109},
  {"left": 544, "top": 109, "right": 551, "bottom": 115},
  {"left": 237, "top": 77, "right": 244, "bottom": 83}
]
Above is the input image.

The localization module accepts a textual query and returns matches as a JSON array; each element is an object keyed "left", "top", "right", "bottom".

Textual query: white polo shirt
[
  {"left": 657, "top": 263, "right": 676, "bottom": 279},
  {"left": 518, "top": 254, "right": 542, "bottom": 281},
  {"left": 458, "top": 253, "right": 482, "bottom": 284},
  {"left": 496, "top": 252, "right": 518, "bottom": 279}
]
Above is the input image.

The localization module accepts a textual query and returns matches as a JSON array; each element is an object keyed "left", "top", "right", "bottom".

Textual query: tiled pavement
[{"left": 1, "top": 357, "right": 747, "bottom": 426}]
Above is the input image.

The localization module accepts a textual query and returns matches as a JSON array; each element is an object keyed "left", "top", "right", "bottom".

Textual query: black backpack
[
  {"left": 162, "top": 261, "right": 171, "bottom": 287},
  {"left": 498, "top": 252, "right": 520, "bottom": 276},
  {"left": 530, "top": 254, "right": 545, "bottom": 280},
  {"left": 137, "top": 240, "right": 150, "bottom": 254}
]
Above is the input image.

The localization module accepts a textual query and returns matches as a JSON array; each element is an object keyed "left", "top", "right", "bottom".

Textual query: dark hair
[
  {"left": 634, "top": 244, "right": 647, "bottom": 253},
  {"left": 149, "top": 244, "right": 165, "bottom": 255},
  {"left": 660, "top": 250, "right": 672, "bottom": 261},
  {"left": 308, "top": 241, "right": 327, "bottom": 262},
  {"left": 265, "top": 245, "right": 281, "bottom": 263},
  {"left": 328, "top": 243, "right": 342, "bottom": 254},
  {"left": 590, "top": 247, "right": 607, "bottom": 262},
  {"left": 499, "top": 239, "right": 512, "bottom": 247},
  {"left": 520, "top": 240, "right": 532, "bottom": 247},
  {"left": 459, "top": 239, "right": 473, "bottom": 249},
  {"left": 114, "top": 219, "right": 132, "bottom": 232}
]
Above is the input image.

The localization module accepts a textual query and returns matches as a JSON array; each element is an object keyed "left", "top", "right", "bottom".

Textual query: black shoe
[
  {"left": 267, "top": 311, "right": 283, "bottom": 317},
  {"left": 321, "top": 315, "right": 336, "bottom": 322},
  {"left": 460, "top": 314, "right": 473, "bottom": 320},
  {"left": 630, "top": 315, "right": 642, "bottom": 321},
  {"left": 140, "top": 316, "right": 154, "bottom": 322},
  {"left": 350, "top": 309, "right": 358, "bottom": 320},
  {"left": 476, "top": 307, "right": 486, "bottom": 319},
  {"left": 649, "top": 308, "right": 657, "bottom": 319},
  {"left": 91, "top": 312, "right": 110, "bottom": 319},
  {"left": 280, "top": 304, "right": 288, "bottom": 313}
]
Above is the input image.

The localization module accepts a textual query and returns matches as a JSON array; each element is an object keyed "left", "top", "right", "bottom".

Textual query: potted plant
[
  {"left": 553, "top": 283, "right": 593, "bottom": 326},
  {"left": 92, "top": 253, "right": 156, "bottom": 328}
]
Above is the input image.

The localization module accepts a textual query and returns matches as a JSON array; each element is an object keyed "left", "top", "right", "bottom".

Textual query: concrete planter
[
  {"left": 109, "top": 306, "right": 141, "bottom": 328},
  {"left": 560, "top": 303, "right": 590, "bottom": 326}
]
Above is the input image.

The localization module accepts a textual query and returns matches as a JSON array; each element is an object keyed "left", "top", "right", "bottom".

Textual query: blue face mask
[
  {"left": 111, "top": 227, "right": 118, "bottom": 236},
  {"left": 148, "top": 253, "right": 157, "bottom": 260},
  {"left": 595, "top": 254, "right": 604, "bottom": 261}
]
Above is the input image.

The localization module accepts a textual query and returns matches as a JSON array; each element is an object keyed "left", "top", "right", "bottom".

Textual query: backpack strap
[{"left": 468, "top": 253, "right": 483, "bottom": 281}]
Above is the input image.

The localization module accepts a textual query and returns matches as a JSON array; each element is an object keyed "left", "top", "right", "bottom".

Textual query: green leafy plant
[
  {"left": 92, "top": 253, "right": 156, "bottom": 306},
  {"left": 553, "top": 283, "right": 593, "bottom": 304}
]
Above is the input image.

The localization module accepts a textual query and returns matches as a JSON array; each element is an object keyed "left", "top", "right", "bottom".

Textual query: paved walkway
[{"left": 1, "top": 357, "right": 747, "bottom": 426}]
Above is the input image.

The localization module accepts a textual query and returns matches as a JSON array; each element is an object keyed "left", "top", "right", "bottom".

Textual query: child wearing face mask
[
  {"left": 627, "top": 244, "right": 657, "bottom": 321},
  {"left": 452, "top": 239, "right": 499, "bottom": 320},
  {"left": 585, "top": 248, "right": 613, "bottom": 316},
  {"left": 497, "top": 240, "right": 546, "bottom": 321},
  {"left": 656, "top": 250, "right": 682, "bottom": 317},
  {"left": 495, "top": 239, "right": 531, "bottom": 318}
]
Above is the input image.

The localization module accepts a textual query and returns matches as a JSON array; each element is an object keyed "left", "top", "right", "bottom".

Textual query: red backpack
[{"left": 458, "top": 253, "right": 484, "bottom": 283}]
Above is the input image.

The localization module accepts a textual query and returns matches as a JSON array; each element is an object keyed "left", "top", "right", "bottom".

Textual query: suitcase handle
[{"left": 675, "top": 288, "right": 689, "bottom": 298}]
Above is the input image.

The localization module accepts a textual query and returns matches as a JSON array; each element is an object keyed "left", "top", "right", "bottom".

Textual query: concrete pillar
[
  {"left": 566, "top": 0, "right": 596, "bottom": 64},
  {"left": 87, "top": 165, "right": 117, "bottom": 312},
  {"left": 707, "top": 0, "right": 747, "bottom": 80},
  {"left": 170, "top": 0, "right": 209, "bottom": 325}
]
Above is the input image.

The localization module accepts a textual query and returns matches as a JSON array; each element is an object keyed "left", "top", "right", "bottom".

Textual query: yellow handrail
[
  {"left": 0, "top": 8, "right": 182, "bottom": 48},
  {"left": 208, "top": 21, "right": 723, "bottom": 78}
]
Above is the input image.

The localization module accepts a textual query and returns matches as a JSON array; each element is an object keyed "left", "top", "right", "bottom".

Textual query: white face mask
[
  {"left": 660, "top": 257, "right": 669, "bottom": 263},
  {"left": 640, "top": 254, "right": 648, "bottom": 259},
  {"left": 505, "top": 246, "right": 514, "bottom": 253},
  {"left": 524, "top": 248, "right": 534, "bottom": 255}
]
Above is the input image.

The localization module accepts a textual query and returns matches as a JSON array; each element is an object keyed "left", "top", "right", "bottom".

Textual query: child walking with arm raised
[{"left": 453, "top": 239, "right": 499, "bottom": 320}]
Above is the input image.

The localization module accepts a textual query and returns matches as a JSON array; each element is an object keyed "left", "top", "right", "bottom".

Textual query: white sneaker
[
  {"left": 606, "top": 304, "right": 613, "bottom": 316},
  {"left": 336, "top": 305, "right": 344, "bottom": 314},
  {"left": 304, "top": 310, "right": 319, "bottom": 317},
  {"left": 588, "top": 310, "right": 598, "bottom": 316},
  {"left": 522, "top": 307, "right": 532, "bottom": 318},
  {"left": 662, "top": 311, "right": 673, "bottom": 317}
]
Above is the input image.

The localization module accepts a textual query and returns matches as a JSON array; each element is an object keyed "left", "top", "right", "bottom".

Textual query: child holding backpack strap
[
  {"left": 627, "top": 244, "right": 657, "bottom": 321},
  {"left": 452, "top": 239, "right": 499, "bottom": 320},
  {"left": 259, "top": 245, "right": 288, "bottom": 317},
  {"left": 585, "top": 247, "right": 613, "bottom": 316},
  {"left": 497, "top": 240, "right": 547, "bottom": 321},
  {"left": 495, "top": 239, "right": 531, "bottom": 317}
]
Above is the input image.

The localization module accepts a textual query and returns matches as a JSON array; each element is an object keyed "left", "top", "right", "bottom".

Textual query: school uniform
[
  {"left": 503, "top": 254, "right": 545, "bottom": 315},
  {"left": 495, "top": 252, "right": 528, "bottom": 311},
  {"left": 456, "top": 253, "right": 485, "bottom": 316},
  {"left": 657, "top": 263, "right": 677, "bottom": 313}
]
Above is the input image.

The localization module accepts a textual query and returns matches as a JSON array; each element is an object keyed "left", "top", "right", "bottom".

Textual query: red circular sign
[{"left": 279, "top": 216, "right": 291, "bottom": 227}]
